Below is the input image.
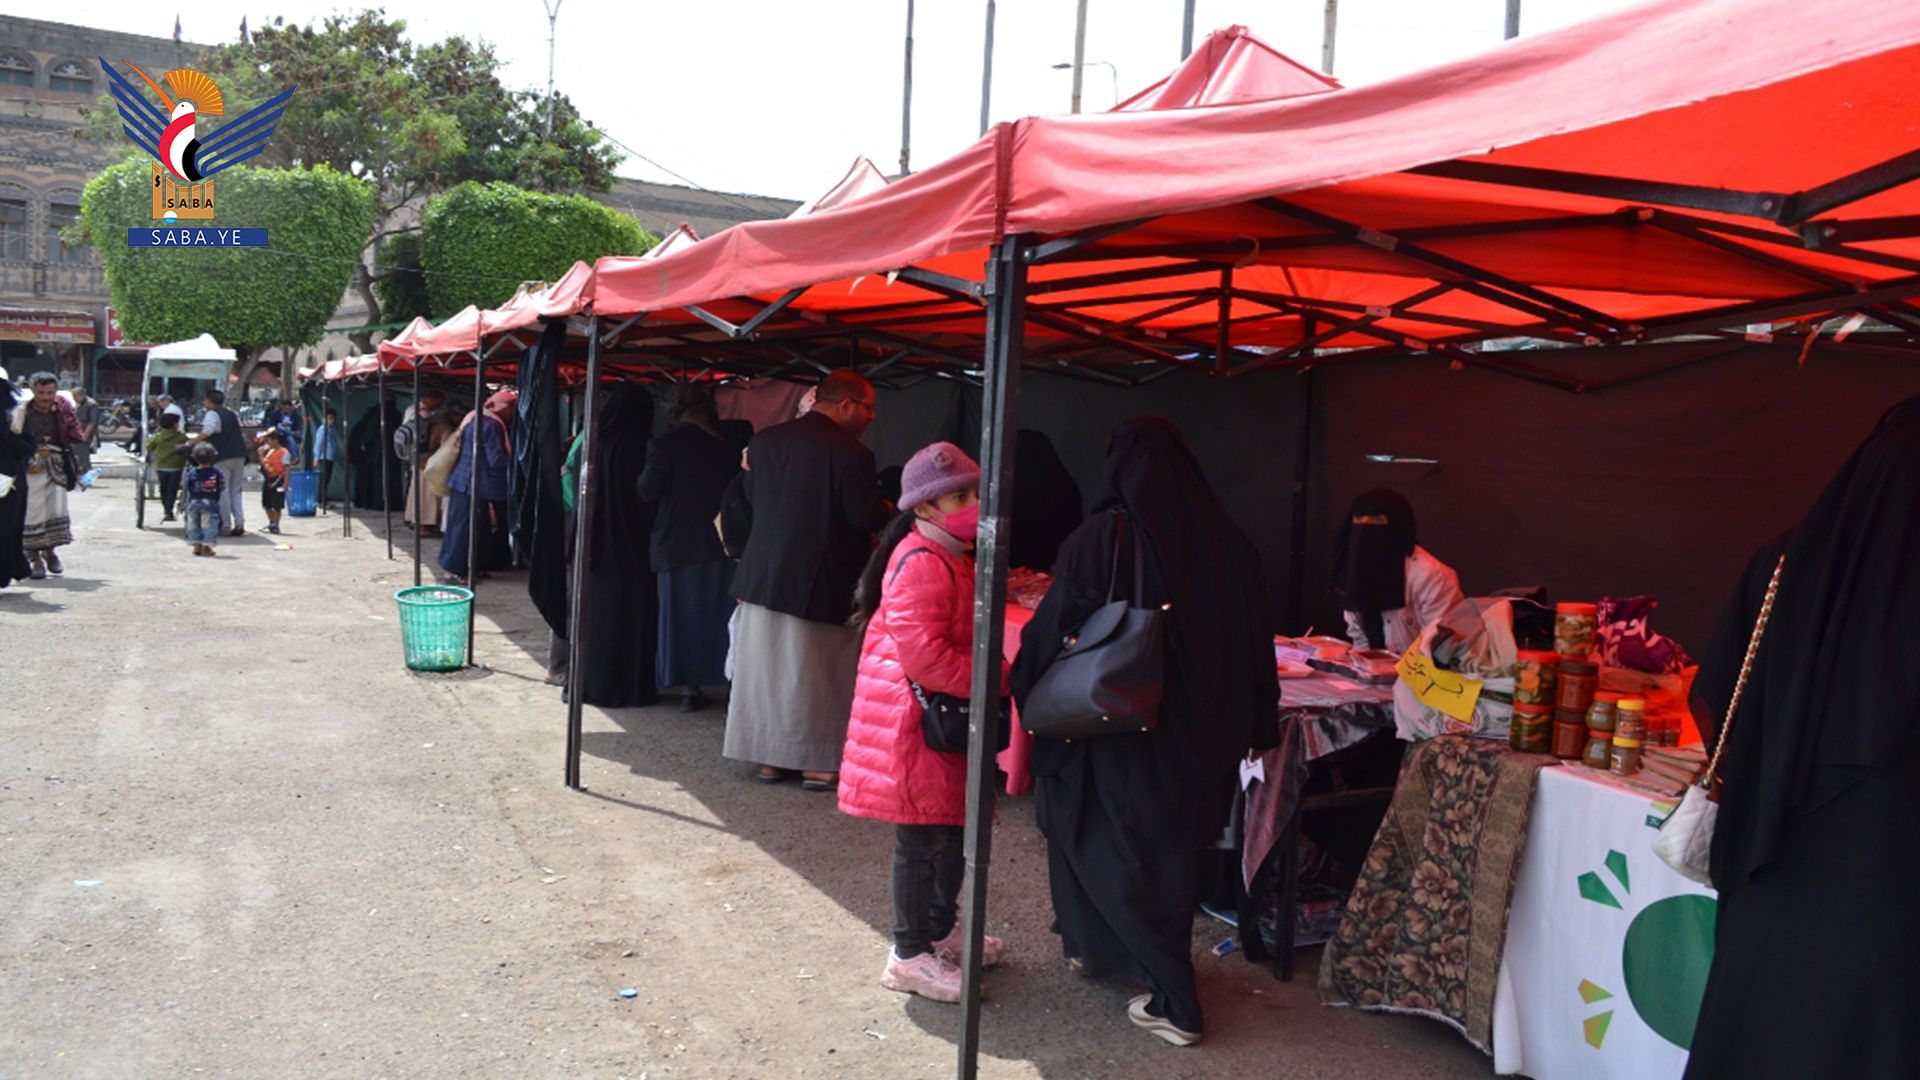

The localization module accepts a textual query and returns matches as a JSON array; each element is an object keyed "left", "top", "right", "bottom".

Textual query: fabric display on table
[
  {"left": 1319, "top": 735, "right": 1551, "bottom": 1052},
  {"left": 1392, "top": 597, "right": 1519, "bottom": 742}
]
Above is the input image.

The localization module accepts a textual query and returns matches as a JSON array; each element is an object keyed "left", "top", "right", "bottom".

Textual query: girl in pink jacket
[{"left": 839, "top": 441, "right": 1008, "bottom": 1003}]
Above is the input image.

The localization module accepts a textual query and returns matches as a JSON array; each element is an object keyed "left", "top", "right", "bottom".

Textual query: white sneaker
[
  {"left": 880, "top": 949, "right": 963, "bottom": 1003},
  {"left": 1127, "top": 993, "right": 1202, "bottom": 1047},
  {"left": 931, "top": 925, "right": 1005, "bottom": 968}
]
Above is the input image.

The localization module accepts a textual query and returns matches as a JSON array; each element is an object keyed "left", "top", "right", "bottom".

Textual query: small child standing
[
  {"left": 260, "top": 428, "right": 291, "bottom": 534},
  {"left": 183, "top": 442, "right": 225, "bottom": 557},
  {"left": 839, "top": 442, "right": 1008, "bottom": 1004},
  {"left": 145, "top": 412, "right": 188, "bottom": 522}
]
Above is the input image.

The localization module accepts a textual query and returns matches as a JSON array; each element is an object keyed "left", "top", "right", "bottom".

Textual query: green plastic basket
[{"left": 394, "top": 585, "right": 473, "bottom": 671}]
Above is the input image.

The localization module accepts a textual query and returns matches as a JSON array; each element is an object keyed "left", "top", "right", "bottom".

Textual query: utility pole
[
  {"left": 1505, "top": 0, "right": 1522, "bottom": 38},
  {"left": 1181, "top": 0, "right": 1195, "bottom": 59},
  {"left": 1322, "top": 0, "right": 1338, "bottom": 75},
  {"left": 901, "top": 0, "right": 915, "bottom": 174},
  {"left": 979, "top": 0, "right": 996, "bottom": 136},
  {"left": 541, "top": 0, "right": 563, "bottom": 138},
  {"left": 1069, "top": 0, "right": 1089, "bottom": 114}
]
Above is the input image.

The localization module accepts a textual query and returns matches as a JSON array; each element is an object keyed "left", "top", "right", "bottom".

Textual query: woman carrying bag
[
  {"left": 1010, "top": 417, "right": 1279, "bottom": 1047},
  {"left": 838, "top": 442, "right": 1008, "bottom": 1004},
  {"left": 1684, "top": 396, "right": 1920, "bottom": 1080}
]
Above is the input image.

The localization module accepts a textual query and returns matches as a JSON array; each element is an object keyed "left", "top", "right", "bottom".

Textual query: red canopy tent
[
  {"left": 303, "top": 7, "right": 1920, "bottom": 1067},
  {"left": 1112, "top": 23, "right": 1339, "bottom": 111}
]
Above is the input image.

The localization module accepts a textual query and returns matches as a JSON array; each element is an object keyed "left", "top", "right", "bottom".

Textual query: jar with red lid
[
  {"left": 1509, "top": 704, "right": 1553, "bottom": 753},
  {"left": 1551, "top": 709, "right": 1588, "bottom": 759},
  {"left": 1582, "top": 728, "right": 1614, "bottom": 769},
  {"left": 1514, "top": 650, "right": 1561, "bottom": 708},
  {"left": 1555, "top": 602, "right": 1599, "bottom": 658},
  {"left": 1556, "top": 660, "right": 1600, "bottom": 714}
]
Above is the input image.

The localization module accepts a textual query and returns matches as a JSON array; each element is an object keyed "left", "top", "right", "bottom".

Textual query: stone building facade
[{"left": 0, "top": 16, "right": 196, "bottom": 391}]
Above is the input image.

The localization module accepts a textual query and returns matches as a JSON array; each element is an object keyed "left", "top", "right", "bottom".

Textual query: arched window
[
  {"left": 0, "top": 53, "right": 32, "bottom": 88},
  {"left": 49, "top": 61, "right": 92, "bottom": 94}
]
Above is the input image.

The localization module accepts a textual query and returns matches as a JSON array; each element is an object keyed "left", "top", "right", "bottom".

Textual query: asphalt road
[{"left": 0, "top": 474, "right": 1501, "bottom": 1080}]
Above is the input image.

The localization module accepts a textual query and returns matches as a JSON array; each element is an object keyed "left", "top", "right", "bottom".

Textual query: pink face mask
[{"left": 936, "top": 503, "right": 981, "bottom": 542}]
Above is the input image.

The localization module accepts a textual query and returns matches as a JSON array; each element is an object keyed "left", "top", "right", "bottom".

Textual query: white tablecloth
[{"left": 1492, "top": 765, "right": 1718, "bottom": 1080}]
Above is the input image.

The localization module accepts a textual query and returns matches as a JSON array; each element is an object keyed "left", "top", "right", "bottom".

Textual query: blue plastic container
[{"left": 287, "top": 470, "right": 321, "bottom": 516}]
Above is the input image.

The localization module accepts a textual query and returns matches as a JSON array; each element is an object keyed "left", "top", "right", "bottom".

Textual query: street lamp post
[
  {"left": 541, "top": 0, "right": 563, "bottom": 139},
  {"left": 1052, "top": 60, "right": 1118, "bottom": 111}
]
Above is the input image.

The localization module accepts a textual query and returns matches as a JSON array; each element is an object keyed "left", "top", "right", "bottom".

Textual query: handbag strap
[
  {"left": 1702, "top": 553, "right": 1785, "bottom": 788},
  {"left": 1103, "top": 510, "right": 1147, "bottom": 605}
]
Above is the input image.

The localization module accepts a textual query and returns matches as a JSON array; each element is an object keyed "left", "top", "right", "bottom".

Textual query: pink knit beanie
[{"left": 898, "top": 441, "right": 981, "bottom": 509}]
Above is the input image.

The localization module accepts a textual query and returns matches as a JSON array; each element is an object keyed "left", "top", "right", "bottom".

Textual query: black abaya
[
  {"left": 0, "top": 383, "right": 32, "bottom": 588},
  {"left": 1010, "top": 417, "right": 1279, "bottom": 1036},
  {"left": 347, "top": 403, "right": 405, "bottom": 510},
  {"left": 572, "top": 386, "right": 660, "bottom": 708},
  {"left": 1685, "top": 396, "right": 1920, "bottom": 1080},
  {"left": 1009, "top": 430, "right": 1084, "bottom": 572}
]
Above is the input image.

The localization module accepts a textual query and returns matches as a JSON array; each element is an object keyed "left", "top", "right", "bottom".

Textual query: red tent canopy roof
[{"left": 1113, "top": 24, "right": 1338, "bottom": 112}]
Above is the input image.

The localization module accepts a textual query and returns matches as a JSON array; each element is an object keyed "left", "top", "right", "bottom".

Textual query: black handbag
[
  {"left": 910, "top": 679, "right": 1011, "bottom": 755},
  {"left": 1019, "top": 511, "right": 1165, "bottom": 741}
]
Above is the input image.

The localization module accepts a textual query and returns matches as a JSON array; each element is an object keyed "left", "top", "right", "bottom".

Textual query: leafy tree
[
  {"left": 419, "top": 181, "right": 653, "bottom": 317},
  {"left": 80, "top": 162, "right": 375, "bottom": 382},
  {"left": 372, "top": 232, "right": 431, "bottom": 324},
  {"left": 86, "top": 10, "right": 626, "bottom": 351}
]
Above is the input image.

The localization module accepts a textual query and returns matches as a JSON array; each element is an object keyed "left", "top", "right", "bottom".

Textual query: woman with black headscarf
[
  {"left": 1684, "top": 397, "right": 1920, "bottom": 1080},
  {"left": 1009, "top": 429, "right": 1084, "bottom": 572},
  {"left": 0, "top": 371, "right": 32, "bottom": 588},
  {"left": 1331, "top": 488, "right": 1463, "bottom": 653},
  {"left": 1010, "top": 416, "right": 1279, "bottom": 1047},
  {"left": 569, "top": 384, "right": 661, "bottom": 708}
]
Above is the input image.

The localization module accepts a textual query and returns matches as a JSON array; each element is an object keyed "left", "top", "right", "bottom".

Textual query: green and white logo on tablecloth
[{"left": 1576, "top": 848, "right": 1717, "bottom": 1051}]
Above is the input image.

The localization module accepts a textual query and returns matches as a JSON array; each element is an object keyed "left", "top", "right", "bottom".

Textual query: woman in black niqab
[
  {"left": 570, "top": 384, "right": 660, "bottom": 708},
  {"left": 1010, "top": 416, "right": 1278, "bottom": 1043},
  {"left": 1332, "top": 488, "right": 1416, "bottom": 648},
  {"left": 1684, "top": 395, "right": 1920, "bottom": 1080},
  {"left": 1009, "top": 430, "right": 1084, "bottom": 572},
  {"left": 0, "top": 377, "right": 32, "bottom": 588}
]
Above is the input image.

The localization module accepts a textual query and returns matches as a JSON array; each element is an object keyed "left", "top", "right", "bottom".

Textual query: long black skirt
[
  {"left": 656, "top": 558, "right": 735, "bottom": 689},
  {"left": 1037, "top": 759, "right": 1208, "bottom": 1033},
  {"left": 1684, "top": 736, "right": 1920, "bottom": 1079},
  {"left": 438, "top": 491, "right": 511, "bottom": 579}
]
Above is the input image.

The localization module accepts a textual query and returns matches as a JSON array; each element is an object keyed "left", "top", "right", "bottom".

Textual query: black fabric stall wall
[
  {"left": 1305, "top": 342, "right": 1920, "bottom": 654},
  {"left": 870, "top": 369, "right": 1307, "bottom": 624}
]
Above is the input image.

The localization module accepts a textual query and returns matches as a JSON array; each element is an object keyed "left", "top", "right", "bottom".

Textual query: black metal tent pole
[
  {"left": 412, "top": 359, "right": 423, "bottom": 587},
  {"left": 467, "top": 350, "right": 485, "bottom": 666},
  {"left": 379, "top": 366, "right": 393, "bottom": 560},
  {"left": 341, "top": 379, "right": 352, "bottom": 539},
  {"left": 957, "top": 237, "right": 1028, "bottom": 1079},
  {"left": 563, "top": 315, "right": 604, "bottom": 790}
]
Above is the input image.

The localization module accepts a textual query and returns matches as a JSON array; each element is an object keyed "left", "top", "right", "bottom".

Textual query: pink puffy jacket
[{"left": 838, "top": 529, "right": 1004, "bottom": 826}]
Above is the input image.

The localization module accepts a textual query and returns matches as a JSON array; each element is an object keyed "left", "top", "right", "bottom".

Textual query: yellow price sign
[{"left": 1397, "top": 643, "right": 1484, "bottom": 722}]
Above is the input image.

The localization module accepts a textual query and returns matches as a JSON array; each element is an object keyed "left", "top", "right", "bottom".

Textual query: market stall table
[
  {"left": 1320, "top": 738, "right": 1715, "bottom": 1080},
  {"left": 1492, "top": 763, "right": 1716, "bottom": 1080}
]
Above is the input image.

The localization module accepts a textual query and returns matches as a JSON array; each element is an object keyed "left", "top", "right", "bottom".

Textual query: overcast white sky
[{"left": 61, "top": 0, "right": 1640, "bottom": 203}]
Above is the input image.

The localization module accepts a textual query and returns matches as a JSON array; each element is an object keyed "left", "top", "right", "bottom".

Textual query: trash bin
[
  {"left": 394, "top": 586, "right": 473, "bottom": 671},
  {"left": 287, "top": 470, "right": 321, "bottom": 517}
]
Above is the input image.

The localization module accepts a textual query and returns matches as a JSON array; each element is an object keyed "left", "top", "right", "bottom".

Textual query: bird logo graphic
[{"left": 100, "top": 58, "right": 294, "bottom": 222}]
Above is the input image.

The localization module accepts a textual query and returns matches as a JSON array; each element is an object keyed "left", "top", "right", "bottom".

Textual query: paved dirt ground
[{"left": 0, "top": 472, "right": 1503, "bottom": 1080}]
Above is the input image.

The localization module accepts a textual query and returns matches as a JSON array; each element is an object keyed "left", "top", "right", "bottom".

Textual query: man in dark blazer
[{"left": 723, "top": 371, "right": 889, "bottom": 789}]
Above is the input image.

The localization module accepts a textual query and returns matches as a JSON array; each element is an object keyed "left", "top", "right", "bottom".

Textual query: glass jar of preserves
[
  {"left": 1509, "top": 704, "right": 1553, "bottom": 753},
  {"left": 1555, "top": 602, "right": 1599, "bottom": 658},
  {"left": 1582, "top": 728, "right": 1614, "bottom": 769},
  {"left": 1552, "top": 715, "right": 1588, "bottom": 759},
  {"left": 1614, "top": 697, "right": 1647, "bottom": 744},
  {"left": 1514, "top": 650, "right": 1561, "bottom": 708},
  {"left": 1585, "top": 694, "right": 1618, "bottom": 733},
  {"left": 1556, "top": 660, "right": 1600, "bottom": 714},
  {"left": 1610, "top": 733, "right": 1643, "bottom": 775}
]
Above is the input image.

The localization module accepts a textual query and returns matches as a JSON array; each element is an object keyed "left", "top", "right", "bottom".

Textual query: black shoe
[
  {"left": 161, "top": 514, "right": 176, "bottom": 522},
  {"left": 679, "top": 691, "right": 708, "bottom": 713}
]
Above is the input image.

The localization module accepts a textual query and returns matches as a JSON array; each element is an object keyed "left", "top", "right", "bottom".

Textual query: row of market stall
[{"left": 303, "top": 1, "right": 1920, "bottom": 1075}]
